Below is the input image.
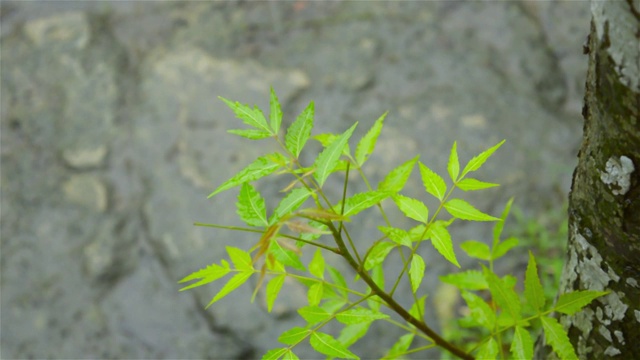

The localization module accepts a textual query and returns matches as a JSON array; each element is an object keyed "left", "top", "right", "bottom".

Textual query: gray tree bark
[{"left": 537, "top": 1, "right": 640, "bottom": 358}]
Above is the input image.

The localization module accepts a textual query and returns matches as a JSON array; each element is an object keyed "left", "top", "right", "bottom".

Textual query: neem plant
[{"left": 180, "top": 89, "right": 607, "bottom": 360}]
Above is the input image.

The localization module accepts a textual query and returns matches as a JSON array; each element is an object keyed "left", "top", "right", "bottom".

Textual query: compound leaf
[
  {"left": 314, "top": 123, "right": 358, "bottom": 187},
  {"left": 227, "top": 246, "right": 253, "bottom": 271},
  {"left": 209, "top": 153, "right": 285, "bottom": 197},
  {"left": 310, "top": 332, "right": 359, "bottom": 359},
  {"left": 461, "top": 140, "right": 505, "bottom": 178},
  {"left": 355, "top": 112, "right": 386, "bottom": 167},
  {"left": 206, "top": 271, "right": 253, "bottom": 308},
  {"left": 409, "top": 254, "right": 426, "bottom": 294},
  {"left": 428, "top": 223, "right": 460, "bottom": 268},
  {"left": 220, "top": 97, "right": 271, "bottom": 133},
  {"left": 419, "top": 162, "right": 447, "bottom": 201},
  {"left": 237, "top": 182, "right": 268, "bottom": 227},
  {"left": 285, "top": 102, "right": 314, "bottom": 158},
  {"left": 554, "top": 290, "right": 609, "bottom": 315},
  {"left": 541, "top": 316, "right": 578, "bottom": 360},
  {"left": 178, "top": 262, "right": 231, "bottom": 291},
  {"left": 379, "top": 156, "right": 418, "bottom": 193},
  {"left": 444, "top": 198, "right": 499, "bottom": 221},
  {"left": 393, "top": 194, "right": 429, "bottom": 223}
]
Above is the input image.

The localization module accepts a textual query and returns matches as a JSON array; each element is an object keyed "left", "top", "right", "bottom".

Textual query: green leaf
[
  {"left": 227, "top": 246, "right": 253, "bottom": 271},
  {"left": 408, "top": 224, "right": 427, "bottom": 242},
  {"left": 282, "top": 350, "right": 299, "bottom": 360},
  {"left": 355, "top": 112, "right": 386, "bottom": 167},
  {"left": 279, "top": 327, "right": 311, "bottom": 345},
  {"left": 428, "top": 223, "right": 460, "bottom": 268},
  {"left": 392, "top": 194, "right": 429, "bottom": 223},
  {"left": 419, "top": 162, "right": 447, "bottom": 201},
  {"left": 334, "top": 190, "right": 390, "bottom": 217},
  {"left": 313, "top": 123, "right": 358, "bottom": 187},
  {"left": 271, "top": 188, "right": 312, "bottom": 224},
  {"left": 439, "top": 270, "right": 488, "bottom": 290},
  {"left": 483, "top": 266, "right": 521, "bottom": 321},
  {"left": 266, "top": 274, "right": 285, "bottom": 313},
  {"left": 460, "top": 240, "right": 491, "bottom": 261},
  {"left": 237, "top": 182, "right": 268, "bottom": 227},
  {"left": 379, "top": 156, "right": 418, "bottom": 193},
  {"left": 309, "top": 248, "right": 325, "bottom": 279},
  {"left": 460, "top": 291, "right": 495, "bottom": 330},
  {"left": 313, "top": 133, "right": 339, "bottom": 147},
  {"left": 270, "top": 241, "right": 306, "bottom": 271},
  {"left": 307, "top": 282, "right": 323, "bottom": 306},
  {"left": 476, "top": 337, "right": 498, "bottom": 360},
  {"left": 270, "top": 87, "right": 282, "bottom": 134},
  {"left": 209, "top": 153, "right": 285, "bottom": 197},
  {"left": 456, "top": 178, "right": 499, "bottom": 191},
  {"left": 220, "top": 97, "right": 271, "bottom": 133},
  {"left": 384, "top": 333, "right": 414, "bottom": 359},
  {"left": 461, "top": 140, "right": 505, "bottom": 178},
  {"left": 364, "top": 242, "right": 396, "bottom": 270},
  {"left": 541, "top": 316, "right": 578, "bottom": 360},
  {"left": 298, "top": 305, "right": 331, "bottom": 325},
  {"left": 206, "top": 271, "right": 253, "bottom": 308},
  {"left": 493, "top": 197, "right": 514, "bottom": 246},
  {"left": 321, "top": 299, "right": 347, "bottom": 314},
  {"left": 448, "top": 141, "right": 460, "bottom": 181},
  {"left": 328, "top": 266, "right": 348, "bottom": 298},
  {"left": 524, "top": 251, "right": 545, "bottom": 313},
  {"left": 310, "top": 332, "right": 359, "bottom": 359},
  {"left": 262, "top": 348, "right": 288, "bottom": 360},
  {"left": 368, "top": 265, "right": 385, "bottom": 311},
  {"left": 285, "top": 102, "right": 314, "bottom": 158},
  {"left": 444, "top": 198, "right": 499, "bottom": 221},
  {"left": 511, "top": 326, "right": 534, "bottom": 360},
  {"left": 339, "top": 322, "right": 371, "bottom": 347},
  {"left": 492, "top": 236, "right": 518, "bottom": 259},
  {"left": 409, "top": 295, "right": 427, "bottom": 321},
  {"left": 379, "top": 226, "right": 412, "bottom": 247},
  {"left": 178, "top": 262, "right": 231, "bottom": 291},
  {"left": 227, "top": 128, "right": 273, "bottom": 140},
  {"left": 409, "top": 254, "right": 426, "bottom": 294},
  {"left": 336, "top": 308, "right": 390, "bottom": 324},
  {"left": 554, "top": 290, "right": 609, "bottom": 315}
]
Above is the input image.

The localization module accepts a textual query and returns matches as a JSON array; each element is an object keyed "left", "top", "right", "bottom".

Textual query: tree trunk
[{"left": 538, "top": 1, "right": 640, "bottom": 358}]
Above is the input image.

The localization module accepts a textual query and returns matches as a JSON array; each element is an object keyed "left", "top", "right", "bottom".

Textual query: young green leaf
[
  {"left": 339, "top": 322, "right": 371, "bottom": 347},
  {"left": 298, "top": 305, "right": 331, "bottom": 325},
  {"left": 279, "top": 327, "right": 311, "bottom": 345},
  {"left": 378, "top": 155, "right": 419, "bottom": 193},
  {"left": 313, "top": 123, "right": 358, "bottom": 187},
  {"left": 460, "top": 291, "right": 495, "bottom": 330},
  {"left": 227, "top": 246, "right": 254, "bottom": 271},
  {"left": 309, "top": 248, "right": 325, "bottom": 279},
  {"left": 266, "top": 274, "right": 286, "bottom": 313},
  {"left": 270, "top": 188, "right": 312, "bottom": 224},
  {"left": 209, "top": 153, "right": 285, "bottom": 197},
  {"left": 368, "top": 265, "right": 385, "bottom": 310},
  {"left": 206, "top": 271, "right": 253, "bottom": 308},
  {"left": 419, "top": 162, "right": 447, "bottom": 201},
  {"left": 355, "top": 112, "right": 387, "bottom": 167},
  {"left": 379, "top": 226, "right": 412, "bottom": 247},
  {"left": 439, "top": 270, "right": 488, "bottom": 290},
  {"left": 384, "top": 333, "right": 414, "bottom": 359},
  {"left": 456, "top": 178, "right": 499, "bottom": 191},
  {"left": 541, "top": 316, "right": 578, "bottom": 360},
  {"left": 493, "top": 197, "right": 514, "bottom": 245},
  {"left": 178, "top": 262, "right": 231, "bottom": 291},
  {"left": 338, "top": 190, "right": 390, "bottom": 217},
  {"left": 307, "top": 282, "right": 323, "bottom": 306},
  {"left": 428, "top": 223, "right": 460, "bottom": 268},
  {"left": 219, "top": 97, "right": 271, "bottom": 133},
  {"left": 270, "top": 87, "right": 282, "bottom": 134},
  {"left": 262, "top": 348, "right": 288, "bottom": 360},
  {"left": 476, "top": 337, "right": 498, "bottom": 360},
  {"left": 285, "top": 102, "right": 314, "bottom": 158},
  {"left": 409, "top": 254, "right": 426, "bottom": 294},
  {"left": 444, "top": 198, "right": 499, "bottom": 221},
  {"left": 461, "top": 140, "right": 505, "bottom": 178},
  {"left": 281, "top": 350, "right": 299, "bottom": 360},
  {"left": 237, "top": 182, "right": 268, "bottom": 227},
  {"left": 336, "top": 308, "right": 390, "bottom": 325},
  {"left": 328, "top": 266, "right": 348, "bottom": 298},
  {"left": 310, "top": 332, "right": 359, "bottom": 359},
  {"left": 524, "top": 251, "right": 545, "bottom": 313},
  {"left": 269, "top": 241, "right": 306, "bottom": 271},
  {"left": 408, "top": 224, "right": 427, "bottom": 242},
  {"left": 392, "top": 194, "right": 429, "bottom": 223},
  {"left": 364, "top": 242, "right": 396, "bottom": 270},
  {"left": 448, "top": 141, "right": 460, "bottom": 181},
  {"left": 313, "top": 133, "right": 339, "bottom": 147},
  {"left": 554, "top": 290, "right": 609, "bottom": 315},
  {"left": 460, "top": 240, "right": 491, "bottom": 261},
  {"left": 227, "top": 129, "right": 273, "bottom": 140},
  {"left": 492, "top": 236, "right": 518, "bottom": 259},
  {"left": 511, "top": 326, "right": 534, "bottom": 360},
  {"left": 409, "top": 295, "right": 427, "bottom": 322},
  {"left": 483, "top": 266, "right": 521, "bottom": 322}
]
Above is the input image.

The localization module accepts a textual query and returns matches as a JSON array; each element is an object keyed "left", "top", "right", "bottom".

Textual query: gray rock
[{"left": 62, "top": 174, "right": 108, "bottom": 212}]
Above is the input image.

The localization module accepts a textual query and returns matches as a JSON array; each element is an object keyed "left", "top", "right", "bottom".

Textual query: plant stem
[{"left": 326, "top": 222, "right": 474, "bottom": 360}]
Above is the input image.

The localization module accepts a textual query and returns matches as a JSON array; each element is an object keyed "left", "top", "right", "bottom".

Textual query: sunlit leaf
[
  {"left": 461, "top": 140, "right": 505, "bottom": 178},
  {"left": 282, "top": 350, "right": 299, "bottom": 360},
  {"left": 409, "top": 255, "right": 426, "bottom": 294},
  {"left": 492, "top": 236, "right": 518, "bottom": 259},
  {"left": 270, "top": 241, "right": 306, "bottom": 271},
  {"left": 460, "top": 240, "right": 491, "bottom": 261},
  {"left": 309, "top": 248, "right": 325, "bottom": 279},
  {"left": 271, "top": 188, "right": 312, "bottom": 224},
  {"left": 209, "top": 153, "right": 285, "bottom": 197},
  {"left": 227, "top": 246, "right": 253, "bottom": 271},
  {"left": 227, "top": 128, "right": 273, "bottom": 140},
  {"left": 460, "top": 291, "right": 495, "bottom": 330},
  {"left": 314, "top": 123, "right": 358, "bottom": 187},
  {"left": 206, "top": 271, "right": 253, "bottom": 308},
  {"left": 448, "top": 141, "right": 459, "bottom": 181},
  {"left": 379, "top": 226, "right": 412, "bottom": 247},
  {"left": 279, "top": 327, "right": 311, "bottom": 345},
  {"left": 439, "top": 270, "right": 488, "bottom": 290},
  {"left": 266, "top": 274, "right": 285, "bottom": 312},
  {"left": 444, "top": 198, "right": 499, "bottom": 221},
  {"left": 554, "top": 290, "right": 609, "bottom": 315},
  {"left": 298, "top": 305, "right": 331, "bottom": 325},
  {"left": 336, "top": 308, "right": 389, "bottom": 324},
  {"left": 220, "top": 96, "right": 271, "bottom": 133},
  {"left": 511, "top": 326, "right": 534, "bottom": 360},
  {"left": 178, "top": 262, "right": 231, "bottom": 291},
  {"left": 339, "top": 322, "right": 371, "bottom": 347},
  {"left": 270, "top": 87, "right": 282, "bottom": 134},
  {"left": 541, "top": 316, "right": 578, "bottom": 360},
  {"left": 428, "top": 223, "right": 460, "bottom": 268},
  {"left": 493, "top": 197, "right": 514, "bottom": 246},
  {"left": 355, "top": 112, "right": 386, "bottom": 167},
  {"left": 419, "top": 162, "right": 447, "bottom": 201},
  {"left": 524, "top": 251, "right": 545, "bottom": 313},
  {"left": 364, "top": 242, "right": 396, "bottom": 270},
  {"left": 393, "top": 194, "right": 429, "bottom": 223},
  {"left": 384, "top": 333, "right": 414, "bottom": 359},
  {"left": 307, "top": 282, "right": 323, "bottom": 306},
  {"left": 476, "top": 337, "right": 498, "bottom": 360},
  {"left": 339, "top": 190, "right": 390, "bottom": 217},
  {"left": 237, "top": 182, "right": 268, "bottom": 227},
  {"left": 285, "top": 102, "right": 314, "bottom": 158},
  {"left": 328, "top": 266, "right": 348, "bottom": 298},
  {"left": 310, "top": 332, "right": 359, "bottom": 359},
  {"left": 262, "top": 348, "right": 288, "bottom": 360},
  {"left": 456, "top": 178, "right": 499, "bottom": 191},
  {"left": 409, "top": 295, "right": 427, "bottom": 322},
  {"left": 379, "top": 156, "right": 419, "bottom": 193}
]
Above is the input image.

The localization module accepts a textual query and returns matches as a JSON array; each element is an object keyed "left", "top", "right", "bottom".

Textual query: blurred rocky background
[{"left": 1, "top": 1, "right": 590, "bottom": 359}]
